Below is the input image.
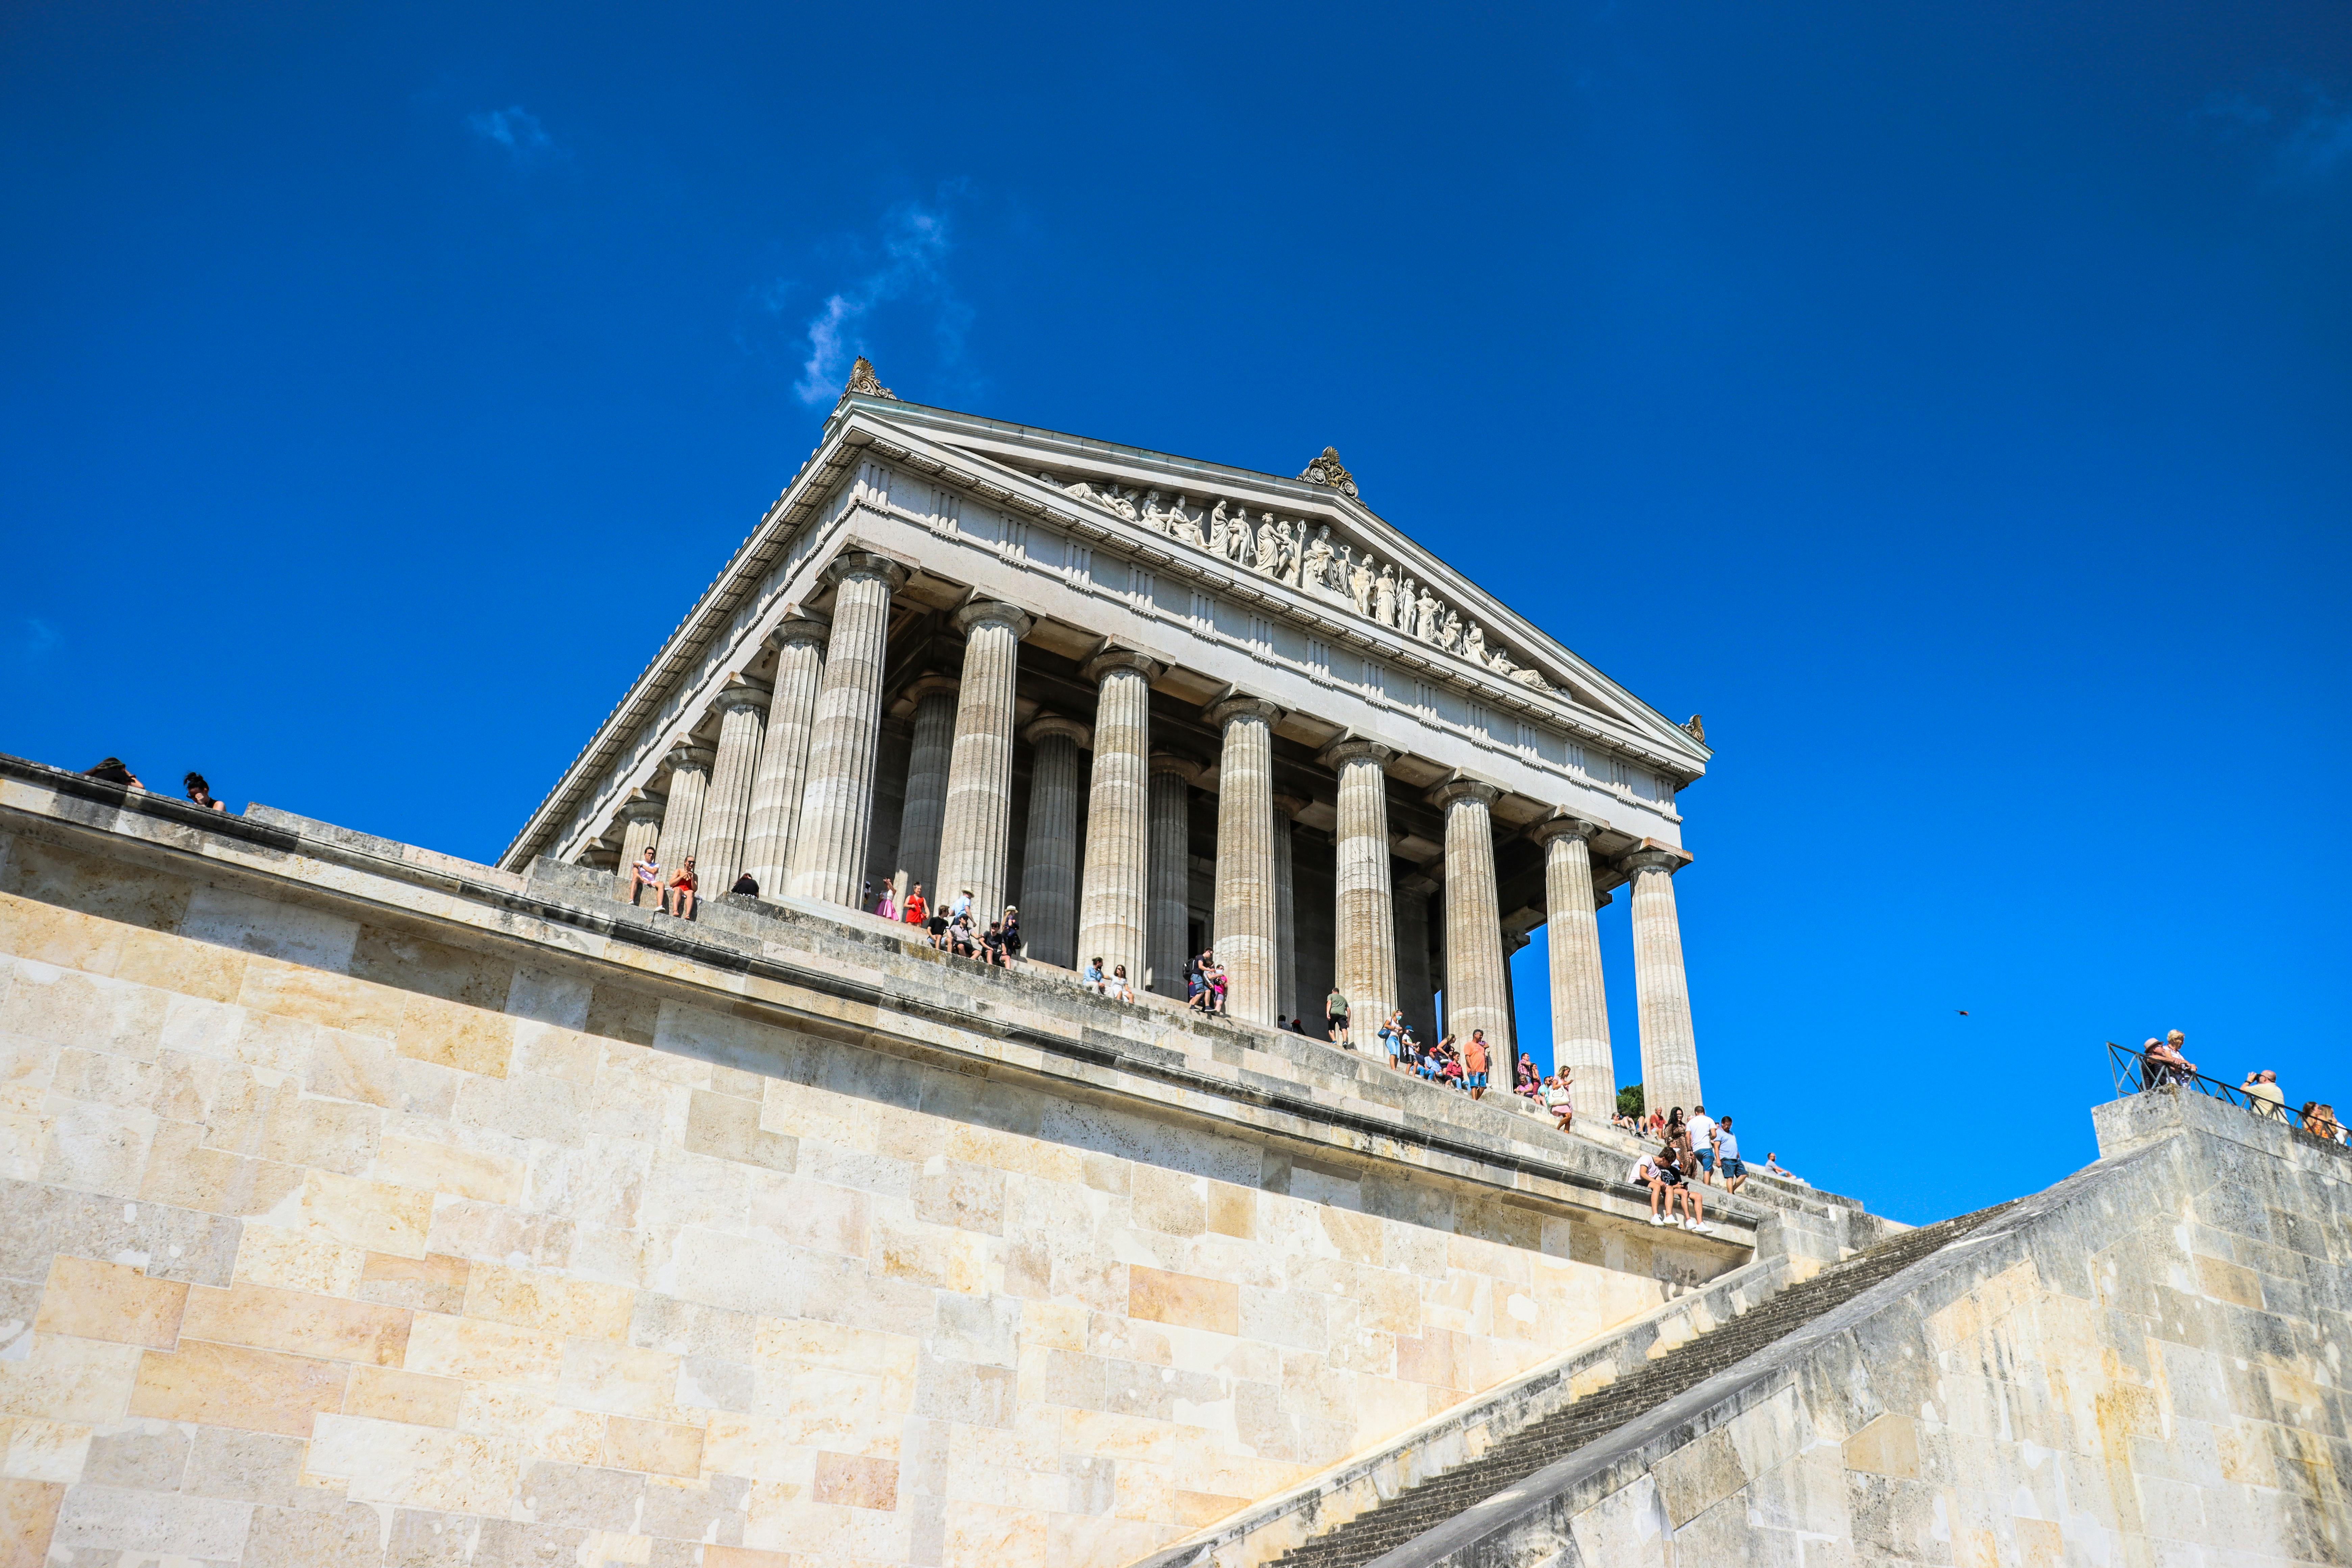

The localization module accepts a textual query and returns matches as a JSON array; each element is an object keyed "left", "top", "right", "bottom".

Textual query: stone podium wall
[{"left": 0, "top": 778, "right": 1761, "bottom": 1568}]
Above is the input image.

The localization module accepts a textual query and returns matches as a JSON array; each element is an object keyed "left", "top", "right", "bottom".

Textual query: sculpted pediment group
[{"left": 1035, "top": 470, "right": 1554, "bottom": 695}]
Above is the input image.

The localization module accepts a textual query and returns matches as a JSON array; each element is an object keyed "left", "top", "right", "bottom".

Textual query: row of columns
[{"left": 614, "top": 547, "right": 1703, "bottom": 1121}]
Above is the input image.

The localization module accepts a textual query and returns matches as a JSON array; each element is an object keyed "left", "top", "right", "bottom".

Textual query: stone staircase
[{"left": 1269, "top": 1200, "right": 2017, "bottom": 1568}]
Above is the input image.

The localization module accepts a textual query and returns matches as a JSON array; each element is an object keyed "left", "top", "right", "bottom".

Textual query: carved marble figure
[
  {"left": 1373, "top": 566, "right": 1397, "bottom": 627},
  {"left": 1348, "top": 553, "right": 1375, "bottom": 615},
  {"left": 1253, "top": 516, "right": 1282, "bottom": 579}
]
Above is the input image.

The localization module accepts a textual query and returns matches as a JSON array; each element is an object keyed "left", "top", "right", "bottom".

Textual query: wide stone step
[{"left": 1268, "top": 1202, "right": 2015, "bottom": 1568}]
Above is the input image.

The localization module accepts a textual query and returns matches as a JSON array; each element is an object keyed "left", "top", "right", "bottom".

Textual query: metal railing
[{"left": 2108, "top": 1041, "right": 2346, "bottom": 1156}]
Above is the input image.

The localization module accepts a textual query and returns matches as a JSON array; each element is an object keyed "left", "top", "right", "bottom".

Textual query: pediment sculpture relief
[{"left": 1042, "top": 472, "right": 1553, "bottom": 694}]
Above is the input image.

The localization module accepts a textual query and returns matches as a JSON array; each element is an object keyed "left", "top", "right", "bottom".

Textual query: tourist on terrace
[
  {"left": 663, "top": 856, "right": 698, "bottom": 919},
  {"left": 84, "top": 757, "right": 142, "bottom": 788},
  {"left": 902, "top": 883, "right": 928, "bottom": 932},
  {"left": 1376, "top": 1012, "right": 1404, "bottom": 1069},
  {"left": 1438, "top": 1040, "right": 1465, "bottom": 1089},
  {"left": 1515, "top": 1056, "right": 1540, "bottom": 1100},
  {"left": 1288, "top": 1016, "right": 1307, "bottom": 1034},
  {"left": 1187, "top": 953, "right": 1211, "bottom": 1012},
  {"left": 1082, "top": 956, "right": 1107, "bottom": 993},
  {"left": 925, "top": 902, "right": 950, "bottom": 950},
  {"left": 1545, "top": 1069, "right": 1574, "bottom": 1131},
  {"left": 1717, "top": 1116, "right": 1747, "bottom": 1193},
  {"left": 1207, "top": 959, "right": 1228, "bottom": 1015},
  {"left": 732, "top": 872, "right": 759, "bottom": 898},
  {"left": 874, "top": 883, "right": 896, "bottom": 920},
  {"left": 2142, "top": 1032, "right": 2195, "bottom": 1087},
  {"left": 1635, "top": 1146, "right": 1670, "bottom": 1225},
  {"left": 2302, "top": 1102, "right": 2343, "bottom": 1144},
  {"left": 1326, "top": 985, "right": 1351, "bottom": 1047},
  {"left": 1463, "top": 1030, "right": 1490, "bottom": 1101},
  {"left": 629, "top": 847, "right": 662, "bottom": 908},
  {"left": 2243, "top": 1070, "right": 2286, "bottom": 1121},
  {"left": 1688, "top": 1104, "right": 1719, "bottom": 1185},
  {"left": 981, "top": 918, "right": 1008, "bottom": 967},
  {"left": 1109, "top": 963, "right": 1135, "bottom": 1002},
  {"left": 183, "top": 772, "right": 226, "bottom": 811},
  {"left": 950, "top": 889, "right": 973, "bottom": 926},
  {"left": 1674, "top": 1166, "right": 1713, "bottom": 1234},
  {"left": 1000, "top": 906, "right": 1021, "bottom": 958}
]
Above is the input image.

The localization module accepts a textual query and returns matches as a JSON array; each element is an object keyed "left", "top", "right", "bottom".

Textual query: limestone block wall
[
  {"left": 0, "top": 777, "right": 1758, "bottom": 1568},
  {"left": 1380, "top": 1089, "right": 2352, "bottom": 1568}
]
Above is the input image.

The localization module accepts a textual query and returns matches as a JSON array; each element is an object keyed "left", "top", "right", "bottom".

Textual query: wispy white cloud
[
  {"left": 753, "top": 191, "right": 972, "bottom": 406},
  {"left": 2203, "top": 88, "right": 2352, "bottom": 180},
  {"left": 467, "top": 105, "right": 563, "bottom": 167}
]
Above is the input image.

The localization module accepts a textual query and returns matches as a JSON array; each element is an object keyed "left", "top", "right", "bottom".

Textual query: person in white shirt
[
  {"left": 1632, "top": 1151, "right": 1669, "bottom": 1225},
  {"left": 1686, "top": 1105, "right": 1719, "bottom": 1186}
]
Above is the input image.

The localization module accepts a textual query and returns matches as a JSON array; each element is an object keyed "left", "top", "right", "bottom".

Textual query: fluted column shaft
[
  {"left": 934, "top": 602, "right": 1032, "bottom": 922},
  {"left": 1077, "top": 652, "right": 1159, "bottom": 986},
  {"left": 1147, "top": 755, "right": 1198, "bottom": 998},
  {"left": 657, "top": 746, "right": 716, "bottom": 883},
  {"left": 695, "top": 683, "right": 771, "bottom": 892},
  {"left": 1210, "top": 698, "right": 1283, "bottom": 1027},
  {"left": 612, "top": 793, "right": 665, "bottom": 903},
  {"left": 1430, "top": 780, "right": 1510, "bottom": 1061},
  {"left": 1019, "top": 715, "right": 1089, "bottom": 967},
  {"left": 896, "top": 675, "right": 959, "bottom": 900},
  {"left": 1325, "top": 739, "right": 1398, "bottom": 1032},
  {"left": 786, "top": 553, "right": 906, "bottom": 907},
  {"left": 1626, "top": 849, "right": 1703, "bottom": 1119},
  {"left": 1535, "top": 818, "right": 1615, "bottom": 1118},
  {"left": 741, "top": 616, "right": 828, "bottom": 893}
]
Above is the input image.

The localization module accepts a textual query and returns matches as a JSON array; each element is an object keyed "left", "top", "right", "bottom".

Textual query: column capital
[
  {"left": 1528, "top": 811, "right": 1606, "bottom": 847},
  {"left": 903, "top": 672, "right": 961, "bottom": 706},
  {"left": 1023, "top": 713, "right": 1092, "bottom": 750},
  {"left": 823, "top": 550, "right": 910, "bottom": 591},
  {"left": 953, "top": 599, "right": 1034, "bottom": 641},
  {"left": 1620, "top": 840, "right": 1694, "bottom": 877},
  {"left": 664, "top": 743, "right": 717, "bottom": 774},
  {"left": 1318, "top": 735, "right": 1396, "bottom": 771},
  {"left": 1425, "top": 776, "right": 1501, "bottom": 811},
  {"left": 1083, "top": 646, "right": 1164, "bottom": 685},
  {"left": 1148, "top": 752, "right": 1204, "bottom": 783},
  {"left": 764, "top": 612, "right": 831, "bottom": 652},
  {"left": 1271, "top": 792, "right": 1310, "bottom": 820},
  {"left": 1206, "top": 694, "right": 1285, "bottom": 730},
  {"left": 617, "top": 790, "right": 667, "bottom": 824},
  {"left": 710, "top": 677, "right": 773, "bottom": 717}
]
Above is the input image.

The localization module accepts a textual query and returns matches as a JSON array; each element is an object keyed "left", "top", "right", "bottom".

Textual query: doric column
[
  {"left": 611, "top": 790, "right": 666, "bottom": 903},
  {"left": 1624, "top": 845, "right": 1703, "bottom": 1120},
  {"left": 895, "top": 673, "right": 959, "bottom": 901},
  {"left": 657, "top": 744, "right": 716, "bottom": 884},
  {"left": 1147, "top": 753, "right": 1200, "bottom": 998},
  {"left": 934, "top": 601, "right": 1032, "bottom": 923},
  {"left": 741, "top": 614, "right": 829, "bottom": 894},
  {"left": 1019, "top": 714, "right": 1090, "bottom": 967},
  {"left": 1271, "top": 793, "right": 1305, "bottom": 1023},
  {"left": 1077, "top": 650, "right": 1161, "bottom": 987},
  {"left": 786, "top": 552, "right": 907, "bottom": 907},
  {"left": 1322, "top": 738, "right": 1398, "bottom": 1035},
  {"left": 1532, "top": 815, "right": 1616, "bottom": 1119},
  {"left": 1394, "top": 870, "right": 1438, "bottom": 1031},
  {"left": 694, "top": 678, "right": 772, "bottom": 893},
  {"left": 1208, "top": 696, "right": 1284, "bottom": 1027},
  {"left": 1428, "top": 779, "right": 1510, "bottom": 1061}
]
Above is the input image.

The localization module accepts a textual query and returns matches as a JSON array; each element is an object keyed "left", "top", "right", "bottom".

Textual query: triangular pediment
[{"left": 840, "top": 399, "right": 1708, "bottom": 768}]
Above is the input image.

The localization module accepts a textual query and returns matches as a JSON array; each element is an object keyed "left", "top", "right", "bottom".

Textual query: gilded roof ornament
[
  {"left": 843, "top": 356, "right": 898, "bottom": 401},
  {"left": 1298, "top": 446, "right": 1359, "bottom": 499}
]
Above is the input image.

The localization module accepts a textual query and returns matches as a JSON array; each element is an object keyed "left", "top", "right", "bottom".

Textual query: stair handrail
[{"left": 2106, "top": 1040, "right": 2346, "bottom": 1157}]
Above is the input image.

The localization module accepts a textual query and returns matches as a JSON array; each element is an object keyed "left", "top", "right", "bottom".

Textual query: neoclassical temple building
[{"left": 500, "top": 361, "right": 1712, "bottom": 1119}]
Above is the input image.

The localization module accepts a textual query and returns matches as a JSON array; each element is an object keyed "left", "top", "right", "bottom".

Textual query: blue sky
[{"left": 5, "top": 1, "right": 2347, "bottom": 1223}]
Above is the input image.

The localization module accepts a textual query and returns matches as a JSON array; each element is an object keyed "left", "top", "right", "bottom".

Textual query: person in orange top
[
  {"left": 902, "top": 883, "right": 929, "bottom": 933},
  {"left": 664, "top": 855, "right": 698, "bottom": 920}
]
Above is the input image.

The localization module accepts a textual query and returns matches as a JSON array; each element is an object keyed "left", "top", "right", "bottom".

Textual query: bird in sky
[{"left": 1955, "top": 1009, "right": 1970, "bottom": 1016}]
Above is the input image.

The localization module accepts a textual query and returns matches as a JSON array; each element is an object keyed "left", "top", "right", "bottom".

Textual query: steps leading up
[{"left": 1270, "top": 1201, "right": 2018, "bottom": 1568}]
